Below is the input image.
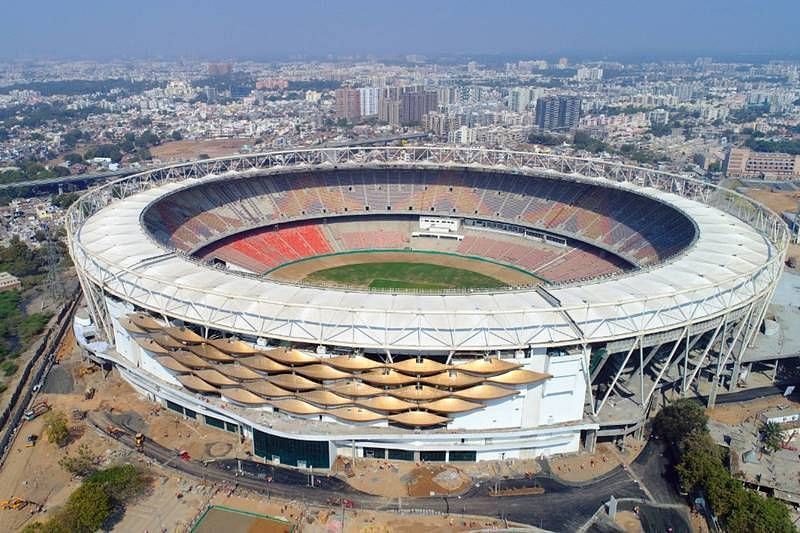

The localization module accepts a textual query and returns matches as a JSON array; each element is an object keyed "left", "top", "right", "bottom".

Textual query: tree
[
  {"left": 63, "top": 152, "right": 83, "bottom": 165},
  {"left": 87, "top": 464, "right": 147, "bottom": 503},
  {"left": 760, "top": 421, "right": 783, "bottom": 453},
  {"left": 58, "top": 444, "right": 100, "bottom": 477},
  {"left": 44, "top": 410, "right": 70, "bottom": 447},
  {"left": 52, "top": 192, "right": 79, "bottom": 209},
  {"left": 653, "top": 398, "right": 708, "bottom": 444},
  {"left": 62, "top": 482, "right": 111, "bottom": 532}
]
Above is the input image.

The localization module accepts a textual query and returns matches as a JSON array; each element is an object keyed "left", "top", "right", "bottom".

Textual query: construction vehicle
[
  {"left": 135, "top": 433, "right": 145, "bottom": 450},
  {"left": 72, "top": 408, "right": 86, "bottom": 421},
  {"left": 25, "top": 434, "right": 38, "bottom": 448},
  {"left": 23, "top": 400, "right": 50, "bottom": 422},
  {"left": 84, "top": 387, "right": 95, "bottom": 400},
  {"left": 0, "top": 497, "right": 29, "bottom": 511},
  {"left": 78, "top": 365, "right": 97, "bottom": 377},
  {"left": 106, "top": 425, "right": 124, "bottom": 438}
]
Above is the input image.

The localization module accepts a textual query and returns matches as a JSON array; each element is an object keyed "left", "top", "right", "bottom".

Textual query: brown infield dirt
[{"left": 266, "top": 250, "right": 539, "bottom": 286}]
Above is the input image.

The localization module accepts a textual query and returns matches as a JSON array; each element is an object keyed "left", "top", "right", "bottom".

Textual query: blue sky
[{"left": 2, "top": 0, "right": 798, "bottom": 60}]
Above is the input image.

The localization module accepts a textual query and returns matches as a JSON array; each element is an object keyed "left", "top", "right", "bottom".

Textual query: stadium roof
[{"left": 72, "top": 152, "right": 782, "bottom": 352}]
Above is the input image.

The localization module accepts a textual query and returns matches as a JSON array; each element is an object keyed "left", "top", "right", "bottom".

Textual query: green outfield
[{"left": 303, "top": 262, "right": 507, "bottom": 290}]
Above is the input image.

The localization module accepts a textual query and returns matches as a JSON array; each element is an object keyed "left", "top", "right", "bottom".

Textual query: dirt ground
[
  {"left": 268, "top": 250, "right": 538, "bottom": 286},
  {"left": 548, "top": 439, "right": 645, "bottom": 482},
  {"left": 333, "top": 457, "right": 471, "bottom": 498},
  {"left": 614, "top": 510, "right": 643, "bottom": 532},
  {"left": 214, "top": 493, "right": 513, "bottom": 533},
  {"left": 151, "top": 139, "right": 254, "bottom": 162},
  {"left": 740, "top": 186, "right": 800, "bottom": 215},
  {"left": 706, "top": 395, "right": 800, "bottom": 425}
]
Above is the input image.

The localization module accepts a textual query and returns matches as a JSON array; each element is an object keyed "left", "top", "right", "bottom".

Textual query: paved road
[
  {"left": 629, "top": 439, "right": 684, "bottom": 505},
  {"left": 91, "top": 415, "right": 645, "bottom": 532}
]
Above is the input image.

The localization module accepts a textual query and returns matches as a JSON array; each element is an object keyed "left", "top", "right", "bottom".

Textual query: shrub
[{"left": 44, "top": 410, "right": 70, "bottom": 447}]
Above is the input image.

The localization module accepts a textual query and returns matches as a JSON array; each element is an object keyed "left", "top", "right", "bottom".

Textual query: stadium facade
[{"left": 67, "top": 146, "right": 788, "bottom": 468}]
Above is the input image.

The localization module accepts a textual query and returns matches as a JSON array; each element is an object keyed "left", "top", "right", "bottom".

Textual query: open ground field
[
  {"left": 268, "top": 250, "right": 539, "bottom": 287},
  {"left": 151, "top": 139, "right": 254, "bottom": 162},
  {"left": 739, "top": 185, "right": 800, "bottom": 214}
]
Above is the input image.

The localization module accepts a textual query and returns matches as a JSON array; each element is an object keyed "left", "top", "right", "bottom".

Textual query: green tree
[
  {"left": 760, "top": 421, "right": 783, "bottom": 453},
  {"left": 44, "top": 410, "right": 70, "bottom": 447},
  {"left": 87, "top": 464, "right": 147, "bottom": 503},
  {"left": 58, "top": 444, "right": 100, "bottom": 477},
  {"left": 653, "top": 398, "right": 708, "bottom": 444},
  {"left": 62, "top": 482, "right": 111, "bottom": 532}
]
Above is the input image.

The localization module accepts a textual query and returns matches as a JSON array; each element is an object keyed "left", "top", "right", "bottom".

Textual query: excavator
[{"left": 0, "top": 497, "right": 41, "bottom": 511}]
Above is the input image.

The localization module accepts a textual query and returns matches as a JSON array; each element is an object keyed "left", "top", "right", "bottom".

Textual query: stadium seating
[{"left": 142, "top": 168, "right": 696, "bottom": 279}]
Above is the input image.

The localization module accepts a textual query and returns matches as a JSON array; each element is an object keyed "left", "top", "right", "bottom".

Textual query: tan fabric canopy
[
  {"left": 356, "top": 395, "right": 417, "bottom": 412},
  {"left": 222, "top": 387, "right": 271, "bottom": 405},
  {"left": 239, "top": 355, "right": 291, "bottom": 373},
  {"left": 389, "top": 357, "right": 449, "bottom": 375},
  {"left": 294, "top": 364, "right": 351, "bottom": 381},
  {"left": 244, "top": 381, "right": 293, "bottom": 398},
  {"left": 264, "top": 348, "right": 319, "bottom": 365},
  {"left": 268, "top": 398, "right": 323, "bottom": 415},
  {"left": 134, "top": 337, "right": 170, "bottom": 355},
  {"left": 189, "top": 343, "right": 235, "bottom": 362},
  {"left": 177, "top": 374, "right": 218, "bottom": 393},
  {"left": 298, "top": 390, "right": 354, "bottom": 407},
  {"left": 119, "top": 316, "right": 147, "bottom": 335},
  {"left": 421, "top": 370, "right": 484, "bottom": 388},
  {"left": 487, "top": 369, "right": 550, "bottom": 386},
  {"left": 419, "top": 397, "right": 483, "bottom": 414},
  {"left": 128, "top": 313, "right": 164, "bottom": 331},
  {"left": 452, "top": 384, "right": 519, "bottom": 401},
  {"left": 328, "top": 380, "right": 383, "bottom": 398},
  {"left": 193, "top": 369, "right": 238, "bottom": 387},
  {"left": 266, "top": 373, "right": 320, "bottom": 391},
  {"left": 388, "top": 410, "right": 449, "bottom": 427},
  {"left": 215, "top": 364, "right": 261, "bottom": 381},
  {"left": 170, "top": 350, "right": 212, "bottom": 369},
  {"left": 152, "top": 334, "right": 186, "bottom": 350},
  {"left": 324, "top": 354, "right": 384, "bottom": 371},
  {"left": 163, "top": 326, "right": 205, "bottom": 344},
  {"left": 208, "top": 338, "right": 258, "bottom": 355},
  {"left": 389, "top": 385, "right": 450, "bottom": 401},
  {"left": 360, "top": 369, "right": 418, "bottom": 386},
  {"left": 326, "top": 407, "right": 385, "bottom": 422},
  {"left": 454, "top": 357, "right": 522, "bottom": 375},
  {"left": 155, "top": 356, "right": 192, "bottom": 374}
]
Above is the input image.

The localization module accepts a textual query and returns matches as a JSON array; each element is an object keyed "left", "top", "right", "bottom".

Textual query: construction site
[{"left": 0, "top": 309, "right": 682, "bottom": 533}]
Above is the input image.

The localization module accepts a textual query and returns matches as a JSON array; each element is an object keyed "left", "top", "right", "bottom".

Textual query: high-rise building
[
  {"left": 378, "top": 97, "right": 401, "bottom": 126},
  {"left": 508, "top": 87, "right": 534, "bottom": 113},
  {"left": 358, "top": 87, "right": 380, "bottom": 117},
  {"left": 207, "top": 62, "right": 233, "bottom": 76},
  {"left": 400, "top": 90, "right": 438, "bottom": 125},
  {"left": 334, "top": 88, "right": 361, "bottom": 122},
  {"left": 535, "top": 95, "right": 582, "bottom": 131},
  {"left": 575, "top": 67, "right": 603, "bottom": 81}
]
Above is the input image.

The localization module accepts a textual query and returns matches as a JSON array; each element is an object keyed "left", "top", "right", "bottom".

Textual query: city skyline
[{"left": 1, "top": 0, "right": 799, "bottom": 61}]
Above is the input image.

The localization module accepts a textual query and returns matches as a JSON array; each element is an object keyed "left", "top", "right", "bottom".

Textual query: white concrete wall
[{"left": 537, "top": 354, "right": 587, "bottom": 426}]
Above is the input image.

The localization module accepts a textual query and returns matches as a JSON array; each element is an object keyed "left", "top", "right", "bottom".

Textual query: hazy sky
[{"left": 2, "top": 0, "right": 798, "bottom": 61}]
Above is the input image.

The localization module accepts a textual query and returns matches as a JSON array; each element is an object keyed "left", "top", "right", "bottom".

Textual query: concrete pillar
[{"left": 583, "top": 429, "right": 597, "bottom": 453}]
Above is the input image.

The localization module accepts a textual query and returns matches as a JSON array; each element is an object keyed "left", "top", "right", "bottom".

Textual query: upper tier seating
[{"left": 143, "top": 168, "right": 696, "bottom": 278}]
